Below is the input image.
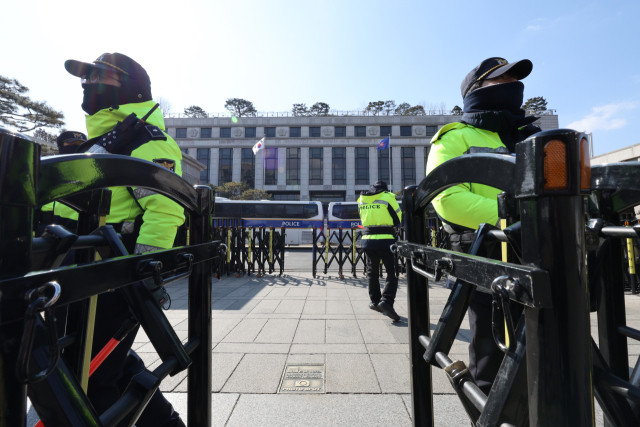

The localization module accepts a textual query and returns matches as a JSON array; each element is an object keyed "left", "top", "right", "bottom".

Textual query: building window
[
  {"left": 355, "top": 148, "right": 369, "bottom": 185},
  {"left": 220, "top": 128, "right": 231, "bottom": 138},
  {"left": 265, "top": 127, "right": 276, "bottom": 138},
  {"left": 309, "top": 127, "right": 321, "bottom": 137},
  {"left": 310, "top": 191, "right": 345, "bottom": 203},
  {"left": 335, "top": 126, "right": 346, "bottom": 137},
  {"left": 378, "top": 148, "right": 392, "bottom": 182},
  {"left": 286, "top": 148, "right": 300, "bottom": 185},
  {"left": 176, "top": 128, "right": 187, "bottom": 138},
  {"left": 219, "top": 148, "right": 233, "bottom": 185},
  {"left": 200, "top": 128, "right": 212, "bottom": 138},
  {"left": 380, "top": 126, "right": 392, "bottom": 137},
  {"left": 425, "top": 145, "right": 431, "bottom": 170},
  {"left": 181, "top": 148, "right": 189, "bottom": 154},
  {"left": 355, "top": 126, "right": 366, "bottom": 137},
  {"left": 241, "top": 148, "right": 255, "bottom": 188},
  {"left": 402, "top": 147, "right": 416, "bottom": 187},
  {"left": 425, "top": 126, "right": 437, "bottom": 135},
  {"left": 197, "top": 148, "right": 210, "bottom": 184},
  {"left": 271, "top": 192, "right": 300, "bottom": 201},
  {"left": 245, "top": 127, "right": 256, "bottom": 138},
  {"left": 290, "top": 127, "right": 301, "bottom": 137},
  {"left": 264, "top": 147, "right": 278, "bottom": 185},
  {"left": 400, "top": 126, "right": 412, "bottom": 136},
  {"left": 309, "top": 148, "right": 323, "bottom": 185},
  {"left": 332, "top": 147, "right": 346, "bottom": 185}
]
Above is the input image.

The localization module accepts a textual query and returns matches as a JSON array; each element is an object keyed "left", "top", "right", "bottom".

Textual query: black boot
[
  {"left": 369, "top": 302, "right": 384, "bottom": 313},
  {"left": 378, "top": 301, "right": 400, "bottom": 321}
]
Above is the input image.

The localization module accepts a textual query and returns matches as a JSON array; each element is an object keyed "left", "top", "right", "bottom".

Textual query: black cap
[
  {"left": 370, "top": 181, "right": 389, "bottom": 193},
  {"left": 460, "top": 57, "right": 533, "bottom": 99},
  {"left": 56, "top": 131, "right": 87, "bottom": 147},
  {"left": 65, "top": 53, "right": 151, "bottom": 95}
]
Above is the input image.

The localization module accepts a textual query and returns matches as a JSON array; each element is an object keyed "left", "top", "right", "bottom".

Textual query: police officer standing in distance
[
  {"left": 426, "top": 57, "right": 541, "bottom": 394},
  {"left": 64, "top": 52, "right": 185, "bottom": 426},
  {"left": 358, "top": 181, "right": 403, "bottom": 321}
]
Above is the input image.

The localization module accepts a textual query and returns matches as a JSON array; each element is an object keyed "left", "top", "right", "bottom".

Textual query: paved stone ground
[{"left": 26, "top": 271, "right": 640, "bottom": 426}]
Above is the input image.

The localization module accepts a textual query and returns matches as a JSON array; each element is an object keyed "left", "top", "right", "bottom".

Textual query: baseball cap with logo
[
  {"left": 56, "top": 130, "right": 87, "bottom": 148},
  {"left": 460, "top": 57, "right": 533, "bottom": 99},
  {"left": 64, "top": 53, "right": 152, "bottom": 98}
]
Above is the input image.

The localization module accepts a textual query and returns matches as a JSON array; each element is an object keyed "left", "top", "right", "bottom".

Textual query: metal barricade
[
  {"left": 399, "top": 129, "right": 619, "bottom": 426},
  {"left": 0, "top": 128, "right": 219, "bottom": 427}
]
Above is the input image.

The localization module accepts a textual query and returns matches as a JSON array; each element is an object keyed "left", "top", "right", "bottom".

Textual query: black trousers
[{"left": 363, "top": 240, "right": 398, "bottom": 305}]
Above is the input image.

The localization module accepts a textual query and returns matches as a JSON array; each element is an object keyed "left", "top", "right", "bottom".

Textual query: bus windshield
[
  {"left": 215, "top": 202, "right": 320, "bottom": 219},
  {"left": 331, "top": 204, "right": 360, "bottom": 220}
]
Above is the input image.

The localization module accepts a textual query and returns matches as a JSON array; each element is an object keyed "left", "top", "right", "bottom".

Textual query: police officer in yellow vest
[
  {"left": 426, "top": 57, "right": 541, "bottom": 394},
  {"left": 358, "top": 181, "right": 402, "bottom": 321},
  {"left": 64, "top": 53, "right": 185, "bottom": 427}
]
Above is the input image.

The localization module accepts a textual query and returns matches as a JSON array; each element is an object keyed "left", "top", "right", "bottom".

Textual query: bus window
[
  {"left": 216, "top": 203, "right": 241, "bottom": 217},
  {"left": 303, "top": 204, "right": 319, "bottom": 219},
  {"left": 242, "top": 204, "right": 256, "bottom": 217},
  {"left": 332, "top": 204, "right": 360, "bottom": 219},
  {"left": 255, "top": 203, "right": 286, "bottom": 218}
]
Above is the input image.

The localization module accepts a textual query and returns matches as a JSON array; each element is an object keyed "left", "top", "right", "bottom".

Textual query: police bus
[
  {"left": 213, "top": 199, "right": 324, "bottom": 245},
  {"left": 327, "top": 201, "right": 404, "bottom": 244}
]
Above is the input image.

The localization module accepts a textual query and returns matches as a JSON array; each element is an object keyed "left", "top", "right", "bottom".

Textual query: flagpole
[
  {"left": 388, "top": 136, "right": 392, "bottom": 192},
  {"left": 262, "top": 134, "right": 266, "bottom": 191}
]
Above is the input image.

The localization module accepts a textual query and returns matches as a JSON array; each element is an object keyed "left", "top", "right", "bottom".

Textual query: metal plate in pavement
[{"left": 277, "top": 364, "right": 325, "bottom": 394}]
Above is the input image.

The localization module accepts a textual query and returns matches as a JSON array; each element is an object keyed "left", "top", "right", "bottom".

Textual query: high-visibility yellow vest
[{"left": 357, "top": 191, "right": 402, "bottom": 240}]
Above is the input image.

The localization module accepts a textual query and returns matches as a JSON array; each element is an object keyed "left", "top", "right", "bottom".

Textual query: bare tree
[
  {"left": 426, "top": 103, "right": 438, "bottom": 115},
  {"left": 383, "top": 100, "right": 396, "bottom": 116},
  {"left": 155, "top": 96, "right": 173, "bottom": 115},
  {"left": 437, "top": 102, "right": 447, "bottom": 115}
]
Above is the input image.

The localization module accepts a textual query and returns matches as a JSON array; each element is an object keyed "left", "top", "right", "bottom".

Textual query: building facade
[{"left": 165, "top": 113, "right": 559, "bottom": 203}]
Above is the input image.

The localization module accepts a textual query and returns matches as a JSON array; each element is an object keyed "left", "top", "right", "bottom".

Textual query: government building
[{"left": 165, "top": 113, "right": 559, "bottom": 203}]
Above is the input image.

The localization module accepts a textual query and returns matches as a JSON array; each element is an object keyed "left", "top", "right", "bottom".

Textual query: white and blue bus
[
  {"left": 213, "top": 199, "right": 324, "bottom": 245},
  {"left": 327, "top": 201, "right": 403, "bottom": 244}
]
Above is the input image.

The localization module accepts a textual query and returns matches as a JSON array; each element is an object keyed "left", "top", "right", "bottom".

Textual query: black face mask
[
  {"left": 81, "top": 83, "right": 123, "bottom": 115},
  {"left": 81, "top": 80, "right": 152, "bottom": 115},
  {"left": 58, "top": 145, "right": 80, "bottom": 155},
  {"left": 463, "top": 81, "right": 525, "bottom": 116}
]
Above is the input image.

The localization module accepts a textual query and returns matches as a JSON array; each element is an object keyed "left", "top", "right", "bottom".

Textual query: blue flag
[{"left": 377, "top": 137, "right": 389, "bottom": 150}]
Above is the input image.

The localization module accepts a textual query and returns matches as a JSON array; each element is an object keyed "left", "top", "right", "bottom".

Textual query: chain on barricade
[{"left": 16, "top": 281, "right": 61, "bottom": 384}]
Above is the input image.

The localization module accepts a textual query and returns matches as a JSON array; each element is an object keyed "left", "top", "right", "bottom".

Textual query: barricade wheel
[
  {"left": 340, "top": 275, "right": 344, "bottom": 279},
  {"left": 257, "top": 274, "right": 261, "bottom": 278},
  {"left": 236, "top": 273, "right": 240, "bottom": 278}
]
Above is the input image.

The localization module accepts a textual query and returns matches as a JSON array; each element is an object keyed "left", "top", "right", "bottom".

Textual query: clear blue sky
[{"left": 2, "top": 0, "right": 638, "bottom": 156}]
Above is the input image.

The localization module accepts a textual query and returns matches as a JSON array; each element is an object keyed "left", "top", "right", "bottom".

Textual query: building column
[
  {"left": 416, "top": 146, "right": 426, "bottom": 183},
  {"left": 300, "top": 147, "right": 310, "bottom": 201},
  {"left": 369, "top": 147, "right": 378, "bottom": 185},
  {"left": 346, "top": 147, "right": 355, "bottom": 201},
  {"left": 392, "top": 146, "right": 402, "bottom": 192},
  {"left": 255, "top": 150, "right": 264, "bottom": 189},
  {"left": 278, "top": 146, "right": 286, "bottom": 186},
  {"left": 209, "top": 148, "right": 219, "bottom": 186},
  {"left": 324, "top": 147, "right": 332, "bottom": 186},
  {"left": 232, "top": 147, "right": 242, "bottom": 183}
]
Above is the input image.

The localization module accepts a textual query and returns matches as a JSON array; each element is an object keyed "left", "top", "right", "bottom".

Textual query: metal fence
[
  {"left": 164, "top": 110, "right": 558, "bottom": 119},
  {"left": 399, "top": 128, "right": 640, "bottom": 426},
  {"left": 0, "top": 128, "right": 220, "bottom": 427}
]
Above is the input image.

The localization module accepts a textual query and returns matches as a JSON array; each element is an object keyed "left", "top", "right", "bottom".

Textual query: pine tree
[
  {"left": 522, "top": 97, "right": 548, "bottom": 114},
  {"left": 0, "top": 75, "right": 65, "bottom": 132}
]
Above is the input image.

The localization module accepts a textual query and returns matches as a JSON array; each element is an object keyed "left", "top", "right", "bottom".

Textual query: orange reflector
[
  {"left": 544, "top": 140, "right": 568, "bottom": 190},
  {"left": 580, "top": 138, "right": 591, "bottom": 190}
]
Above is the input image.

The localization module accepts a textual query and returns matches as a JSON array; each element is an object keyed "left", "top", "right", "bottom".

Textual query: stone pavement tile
[
  {"left": 290, "top": 343, "right": 367, "bottom": 353},
  {"left": 367, "top": 344, "right": 410, "bottom": 354},
  {"left": 273, "top": 299, "right": 305, "bottom": 314},
  {"left": 302, "top": 300, "right": 325, "bottom": 314},
  {"left": 265, "top": 288, "right": 289, "bottom": 298},
  {"left": 222, "top": 318, "right": 268, "bottom": 342},
  {"left": 250, "top": 299, "right": 281, "bottom": 314},
  {"left": 212, "top": 299, "right": 238, "bottom": 311},
  {"left": 255, "top": 319, "right": 299, "bottom": 343},
  {"left": 385, "top": 318, "right": 409, "bottom": 344},
  {"left": 293, "top": 320, "right": 325, "bottom": 344},
  {"left": 351, "top": 300, "right": 378, "bottom": 314},
  {"left": 211, "top": 317, "right": 243, "bottom": 343},
  {"left": 325, "top": 299, "right": 354, "bottom": 314},
  {"left": 371, "top": 354, "right": 410, "bottom": 393},
  {"left": 213, "top": 343, "right": 291, "bottom": 353},
  {"left": 401, "top": 394, "right": 470, "bottom": 426},
  {"left": 224, "top": 298, "right": 261, "bottom": 313},
  {"left": 326, "top": 288, "right": 349, "bottom": 298},
  {"left": 325, "top": 354, "right": 381, "bottom": 393},
  {"left": 286, "top": 354, "right": 325, "bottom": 365},
  {"left": 286, "top": 287, "right": 310, "bottom": 297},
  {"left": 326, "top": 319, "right": 363, "bottom": 343},
  {"left": 226, "top": 394, "right": 411, "bottom": 427},
  {"left": 212, "top": 312, "right": 248, "bottom": 319},
  {"left": 222, "top": 353, "right": 287, "bottom": 393},
  {"left": 307, "top": 287, "right": 327, "bottom": 297},
  {"left": 301, "top": 314, "right": 356, "bottom": 320},
  {"left": 174, "top": 353, "right": 244, "bottom": 392},
  {"left": 359, "top": 319, "right": 398, "bottom": 343},
  {"left": 138, "top": 352, "right": 160, "bottom": 367},
  {"left": 160, "top": 369, "right": 188, "bottom": 392},
  {"left": 245, "top": 313, "right": 301, "bottom": 319},
  {"left": 164, "top": 392, "right": 239, "bottom": 427},
  {"left": 225, "top": 287, "right": 257, "bottom": 298}
]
